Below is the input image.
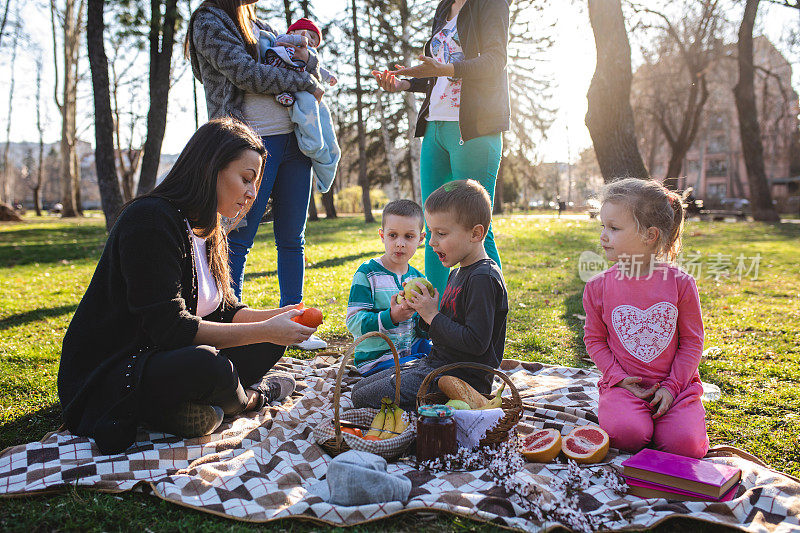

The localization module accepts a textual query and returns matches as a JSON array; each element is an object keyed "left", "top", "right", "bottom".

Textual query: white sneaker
[{"left": 293, "top": 334, "right": 327, "bottom": 350}]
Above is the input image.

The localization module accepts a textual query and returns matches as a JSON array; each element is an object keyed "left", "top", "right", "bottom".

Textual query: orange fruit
[
  {"left": 341, "top": 427, "right": 362, "bottom": 438},
  {"left": 561, "top": 425, "right": 609, "bottom": 464},
  {"left": 291, "top": 307, "right": 323, "bottom": 328},
  {"left": 520, "top": 428, "right": 562, "bottom": 463},
  {"left": 361, "top": 435, "right": 381, "bottom": 441}
]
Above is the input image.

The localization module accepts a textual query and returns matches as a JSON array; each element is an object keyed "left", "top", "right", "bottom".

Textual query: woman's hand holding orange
[{"left": 261, "top": 309, "right": 315, "bottom": 346}]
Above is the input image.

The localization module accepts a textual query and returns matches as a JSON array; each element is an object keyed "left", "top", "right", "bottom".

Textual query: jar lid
[{"left": 418, "top": 404, "right": 454, "bottom": 418}]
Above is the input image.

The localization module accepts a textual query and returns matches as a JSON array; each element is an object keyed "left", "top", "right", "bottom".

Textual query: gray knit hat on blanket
[{"left": 308, "top": 450, "right": 412, "bottom": 506}]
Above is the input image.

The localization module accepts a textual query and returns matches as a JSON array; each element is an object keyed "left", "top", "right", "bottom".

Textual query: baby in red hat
[
  {"left": 255, "top": 17, "right": 342, "bottom": 196},
  {"left": 261, "top": 17, "right": 337, "bottom": 107}
]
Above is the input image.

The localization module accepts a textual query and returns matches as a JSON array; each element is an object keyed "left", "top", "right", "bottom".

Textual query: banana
[
  {"left": 478, "top": 382, "right": 505, "bottom": 410},
  {"left": 391, "top": 404, "right": 407, "bottom": 434},
  {"left": 364, "top": 404, "right": 386, "bottom": 438},
  {"left": 379, "top": 404, "right": 396, "bottom": 439}
]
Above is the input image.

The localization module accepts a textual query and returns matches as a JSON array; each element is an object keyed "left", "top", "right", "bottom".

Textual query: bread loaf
[{"left": 438, "top": 376, "right": 488, "bottom": 409}]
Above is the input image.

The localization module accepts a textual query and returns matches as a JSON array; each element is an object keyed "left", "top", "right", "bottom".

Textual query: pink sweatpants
[{"left": 598, "top": 381, "right": 709, "bottom": 459}]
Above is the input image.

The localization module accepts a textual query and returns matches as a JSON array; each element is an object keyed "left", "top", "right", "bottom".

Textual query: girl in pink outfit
[{"left": 583, "top": 178, "right": 709, "bottom": 459}]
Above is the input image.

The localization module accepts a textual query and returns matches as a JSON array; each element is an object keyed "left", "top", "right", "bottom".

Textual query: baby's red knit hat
[{"left": 287, "top": 18, "right": 322, "bottom": 45}]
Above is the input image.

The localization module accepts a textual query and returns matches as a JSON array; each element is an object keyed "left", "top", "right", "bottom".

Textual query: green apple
[
  {"left": 445, "top": 399, "right": 471, "bottom": 410},
  {"left": 396, "top": 277, "right": 435, "bottom": 304}
]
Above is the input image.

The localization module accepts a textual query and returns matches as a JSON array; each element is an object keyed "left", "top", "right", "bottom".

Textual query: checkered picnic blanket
[{"left": 2, "top": 357, "right": 799, "bottom": 532}]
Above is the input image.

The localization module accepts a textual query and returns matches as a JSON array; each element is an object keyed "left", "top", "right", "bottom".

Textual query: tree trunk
[
  {"left": 376, "top": 94, "right": 402, "bottom": 200},
  {"left": 585, "top": 0, "right": 648, "bottom": 182},
  {"left": 0, "top": 203, "right": 22, "bottom": 221},
  {"left": 659, "top": 75, "right": 709, "bottom": 190},
  {"left": 664, "top": 151, "right": 685, "bottom": 188},
  {"left": 53, "top": 0, "right": 84, "bottom": 217},
  {"left": 87, "top": 0, "right": 125, "bottom": 231},
  {"left": 282, "top": 0, "right": 292, "bottom": 27},
  {"left": 0, "top": 0, "right": 11, "bottom": 47},
  {"left": 493, "top": 158, "right": 504, "bottom": 214},
  {"left": 1, "top": 18, "right": 18, "bottom": 205},
  {"left": 34, "top": 57, "right": 44, "bottom": 216},
  {"left": 733, "top": 0, "right": 780, "bottom": 222},
  {"left": 137, "top": 0, "right": 179, "bottom": 195},
  {"left": 111, "top": 57, "right": 143, "bottom": 203},
  {"left": 400, "top": 0, "right": 421, "bottom": 204},
  {"left": 118, "top": 150, "right": 142, "bottom": 202},
  {"left": 308, "top": 192, "right": 319, "bottom": 221},
  {"left": 321, "top": 189, "right": 337, "bottom": 218},
  {"left": 351, "top": 0, "right": 374, "bottom": 223}
]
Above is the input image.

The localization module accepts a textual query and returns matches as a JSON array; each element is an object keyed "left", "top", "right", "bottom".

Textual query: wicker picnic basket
[
  {"left": 313, "top": 331, "right": 416, "bottom": 461},
  {"left": 416, "top": 362, "right": 523, "bottom": 446}
]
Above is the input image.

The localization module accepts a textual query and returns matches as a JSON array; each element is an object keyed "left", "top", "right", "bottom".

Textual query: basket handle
[
  {"left": 415, "top": 361, "right": 521, "bottom": 410},
  {"left": 332, "top": 331, "right": 402, "bottom": 446}
]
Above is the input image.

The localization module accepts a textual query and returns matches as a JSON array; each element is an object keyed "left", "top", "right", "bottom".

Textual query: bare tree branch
[{"left": 763, "top": 0, "right": 799, "bottom": 8}]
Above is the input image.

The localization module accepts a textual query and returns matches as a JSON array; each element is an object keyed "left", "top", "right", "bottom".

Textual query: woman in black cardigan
[
  {"left": 373, "top": 0, "right": 511, "bottom": 297},
  {"left": 58, "top": 118, "right": 317, "bottom": 454}
]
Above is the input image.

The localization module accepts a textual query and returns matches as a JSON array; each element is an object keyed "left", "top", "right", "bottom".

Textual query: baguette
[{"left": 438, "top": 376, "right": 488, "bottom": 409}]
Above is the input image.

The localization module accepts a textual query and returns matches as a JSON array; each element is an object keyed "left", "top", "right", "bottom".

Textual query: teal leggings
[{"left": 420, "top": 120, "right": 503, "bottom": 296}]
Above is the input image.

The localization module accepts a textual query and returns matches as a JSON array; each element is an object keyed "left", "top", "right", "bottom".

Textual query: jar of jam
[{"left": 416, "top": 404, "right": 457, "bottom": 463}]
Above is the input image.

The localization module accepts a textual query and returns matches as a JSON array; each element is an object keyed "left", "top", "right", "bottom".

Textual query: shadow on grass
[
  {"left": 0, "top": 304, "right": 78, "bottom": 331},
  {"left": 307, "top": 250, "right": 376, "bottom": 269},
  {"left": 0, "top": 403, "right": 62, "bottom": 451},
  {"left": 773, "top": 222, "right": 800, "bottom": 238},
  {"left": 0, "top": 224, "right": 107, "bottom": 267}
]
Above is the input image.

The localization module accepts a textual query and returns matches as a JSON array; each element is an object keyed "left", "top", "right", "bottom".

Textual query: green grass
[{"left": 1, "top": 212, "right": 798, "bottom": 532}]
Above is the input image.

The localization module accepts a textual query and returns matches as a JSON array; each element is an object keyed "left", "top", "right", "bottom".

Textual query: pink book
[
  {"left": 621, "top": 448, "right": 741, "bottom": 498},
  {"left": 624, "top": 476, "right": 740, "bottom": 502}
]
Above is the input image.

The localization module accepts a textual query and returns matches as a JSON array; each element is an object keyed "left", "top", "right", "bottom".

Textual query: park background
[
  {"left": 1, "top": 0, "right": 800, "bottom": 531},
  {"left": 0, "top": 0, "right": 798, "bottom": 220}
]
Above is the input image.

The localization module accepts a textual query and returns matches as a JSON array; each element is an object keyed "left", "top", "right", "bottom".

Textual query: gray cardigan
[{"left": 187, "top": 5, "right": 323, "bottom": 122}]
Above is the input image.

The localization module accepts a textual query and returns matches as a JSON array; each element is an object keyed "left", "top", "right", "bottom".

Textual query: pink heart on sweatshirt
[{"left": 611, "top": 302, "right": 678, "bottom": 363}]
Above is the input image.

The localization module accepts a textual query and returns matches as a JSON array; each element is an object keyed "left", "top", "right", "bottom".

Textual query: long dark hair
[
  {"left": 185, "top": 0, "right": 259, "bottom": 61},
  {"left": 147, "top": 118, "right": 266, "bottom": 306}
]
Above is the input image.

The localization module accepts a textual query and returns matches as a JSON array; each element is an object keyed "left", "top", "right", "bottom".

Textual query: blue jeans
[
  {"left": 419, "top": 121, "right": 503, "bottom": 297},
  {"left": 227, "top": 133, "right": 312, "bottom": 305},
  {"left": 359, "top": 338, "right": 432, "bottom": 377}
]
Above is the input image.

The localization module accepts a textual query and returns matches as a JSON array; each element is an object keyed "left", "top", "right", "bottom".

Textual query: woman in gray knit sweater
[{"left": 186, "top": 0, "right": 327, "bottom": 350}]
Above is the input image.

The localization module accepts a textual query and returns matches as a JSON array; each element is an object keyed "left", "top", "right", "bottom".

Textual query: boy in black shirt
[{"left": 351, "top": 180, "right": 508, "bottom": 409}]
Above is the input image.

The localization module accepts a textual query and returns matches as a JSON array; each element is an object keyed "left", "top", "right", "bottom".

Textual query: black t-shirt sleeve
[{"left": 427, "top": 273, "right": 501, "bottom": 361}]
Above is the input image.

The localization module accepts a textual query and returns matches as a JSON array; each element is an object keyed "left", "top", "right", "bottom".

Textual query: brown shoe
[{"left": 154, "top": 402, "right": 224, "bottom": 438}]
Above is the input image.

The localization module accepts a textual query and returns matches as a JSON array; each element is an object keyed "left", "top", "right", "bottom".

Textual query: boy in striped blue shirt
[{"left": 346, "top": 200, "right": 432, "bottom": 376}]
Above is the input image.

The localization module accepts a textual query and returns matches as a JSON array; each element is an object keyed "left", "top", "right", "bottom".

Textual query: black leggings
[{"left": 137, "top": 342, "right": 285, "bottom": 423}]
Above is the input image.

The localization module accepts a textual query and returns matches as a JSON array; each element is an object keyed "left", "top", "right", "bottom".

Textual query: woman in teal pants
[{"left": 373, "top": 0, "right": 511, "bottom": 295}]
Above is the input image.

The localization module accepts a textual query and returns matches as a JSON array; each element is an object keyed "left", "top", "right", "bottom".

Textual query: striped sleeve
[{"left": 346, "top": 268, "right": 381, "bottom": 337}]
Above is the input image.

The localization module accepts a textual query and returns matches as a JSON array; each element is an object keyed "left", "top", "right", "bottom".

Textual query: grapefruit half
[
  {"left": 561, "top": 425, "right": 609, "bottom": 464},
  {"left": 520, "top": 428, "right": 562, "bottom": 463}
]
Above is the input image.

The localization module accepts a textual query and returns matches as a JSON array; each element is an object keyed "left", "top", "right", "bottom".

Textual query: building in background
[
  {"left": 633, "top": 37, "right": 799, "bottom": 211},
  {"left": 2, "top": 141, "right": 179, "bottom": 211}
]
